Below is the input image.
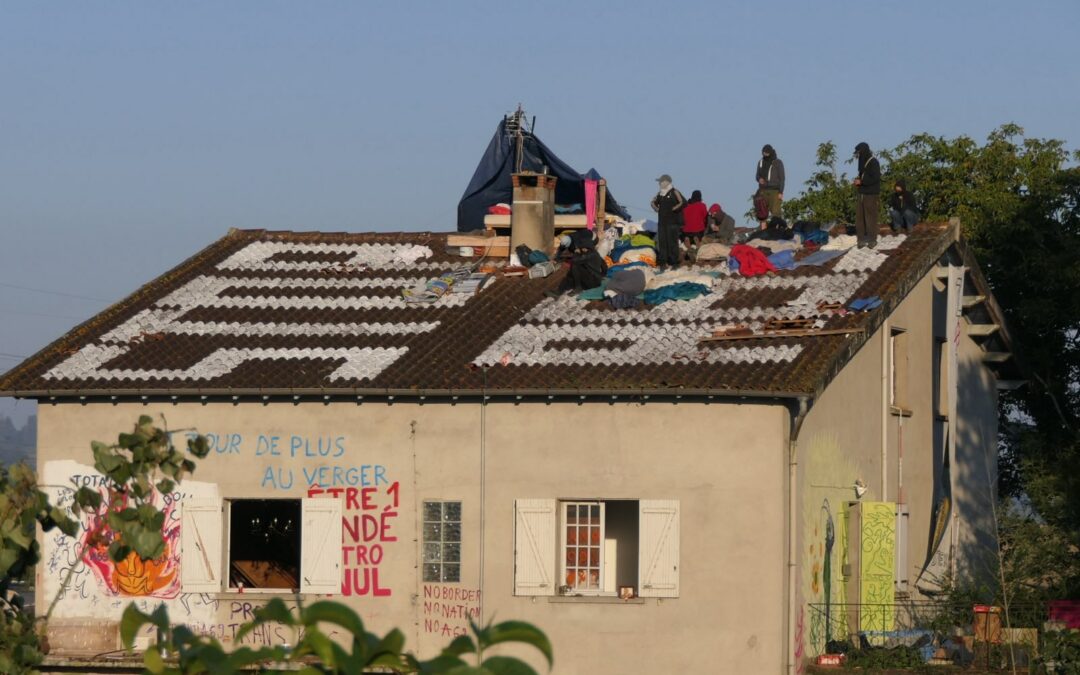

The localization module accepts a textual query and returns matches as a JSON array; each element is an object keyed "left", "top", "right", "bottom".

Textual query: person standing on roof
[
  {"left": 853, "top": 142, "right": 881, "bottom": 248},
  {"left": 755, "top": 145, "right": 785, "bottom": 229},
  {"left": 889, "top": 179, "right": 919, "bottom": 235},
  {"left": 681, "top": 189, "right": 708, "bottom": 253},
  {"left": 650, "top": 174, "right": 686, "bottom": 268}
]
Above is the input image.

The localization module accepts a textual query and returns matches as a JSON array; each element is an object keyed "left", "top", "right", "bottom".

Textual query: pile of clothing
[{"left": 605, "top": 232, "right": 658, "bottom": 276}]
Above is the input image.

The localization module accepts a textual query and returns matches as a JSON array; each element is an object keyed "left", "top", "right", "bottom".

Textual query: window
[
  {"left": 933, "top": 338, "right": 948, "bottom": 418},
  {"left": 180, "top": 497, "right": 342, "bottom": 594},
  {"left": 423, "top": 501, "right": 462, "bottom": 582},
  {"left": 514, "top": 499, "right": 679, "bottom": 599},
  {"left": 890, "top": 328, "right": 910, "bottom": 410},
  {"left": 229, "top": 499, "right": 301, "bottom": 590},
  {"left": 895, "top": 504, "right": 910, "bottom": 595}
]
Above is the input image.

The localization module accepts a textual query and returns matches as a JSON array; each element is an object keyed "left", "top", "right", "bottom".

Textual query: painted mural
[
  {"left": 859, "top": 501, "right": 896, "bottom": 632},
  {"left": 80, "top": 489, "right": 181, "bottom": 597},
  {"left": 42, "top": 459, "right": 220, "bottom": 625},
  {"left": 800, "top": 433, "right": 853, "bottom": 658}
]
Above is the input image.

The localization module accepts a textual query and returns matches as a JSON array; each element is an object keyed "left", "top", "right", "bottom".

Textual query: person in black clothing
[
  {"left": 853, "top": 142, "right": 881, "bottom": 248},
  {"left": 552, "top": 230, "right": 606, "bottom": 295},
  {"left": 889, "top": 179, "right": 919, "bottom": 234},
  {"left": 755, "top": 145, "right": 785, "bottom": 228},
  {"left": 650, "top": 174, "right": 686, "bottom": 267}
]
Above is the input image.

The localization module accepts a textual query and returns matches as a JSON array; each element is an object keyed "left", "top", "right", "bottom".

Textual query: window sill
[
  {"left": 547, "top": 596, "right": 645, "bottom": 605},
  {"left": 889, "top": 406, "right": 913, "bottom": 417}
]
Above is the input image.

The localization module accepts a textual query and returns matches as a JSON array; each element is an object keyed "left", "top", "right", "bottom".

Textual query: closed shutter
[
  {"left": 180, "top": 498, "right": 223, "bottom": 593},
  {"left": 301, "top": 497, "right": 343, "bottom": 594},
  {"left": 638, "top": 499, "right": 680, "bottom": 598},
  {"left": 514, "top": 499, "right": 556, "bottom": 596}
]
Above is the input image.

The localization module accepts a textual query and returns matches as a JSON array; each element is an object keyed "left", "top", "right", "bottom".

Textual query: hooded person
[
  {"left": 708, "top": 203, "right": 736, "bottom": 244},
  {"left": 852, "top": 142, "right": 882, "bottom": 247},
  {"left": 650, "top": 174, "right": 686, "bottom": 267},
  {"left": 889, "top": 179, "right": 919, "bottom": 234},
  {"left": 681, "top": 189, "right": 708, "bottom": 249},
  {"left": 551, "top": 229, "right": 607, "bottom": 295},
  {"left": 755, "top": 144, "right": 786, "bottom": 228}
]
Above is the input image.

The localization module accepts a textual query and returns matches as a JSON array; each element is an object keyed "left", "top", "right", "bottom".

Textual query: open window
[
  {"left": 514, "top": 498, "right": 678, "bottom": 599},
  {"left": 181, "top": 497, "right": 341, "bottom": 594},
  {"left": 228, "top": 499, "right": 302, "bottom": 591}
]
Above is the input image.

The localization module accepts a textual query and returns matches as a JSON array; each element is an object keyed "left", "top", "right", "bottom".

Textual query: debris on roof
[{"left": 0, "top": 224, "right": 959, "bottom": 397}]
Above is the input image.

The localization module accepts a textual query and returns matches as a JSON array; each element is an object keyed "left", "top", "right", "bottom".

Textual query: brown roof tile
[{"left": 0, "top": 224, "right": 957, "bottom": 398}]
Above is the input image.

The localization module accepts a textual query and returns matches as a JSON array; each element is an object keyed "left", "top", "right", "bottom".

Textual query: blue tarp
[{"left": 456, "top": 118, "right": 630, "bottom": 232}]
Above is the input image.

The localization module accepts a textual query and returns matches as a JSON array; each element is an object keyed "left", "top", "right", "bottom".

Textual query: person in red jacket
[{"left": 681, "top": 190, "right": 708, "bottom": 253}]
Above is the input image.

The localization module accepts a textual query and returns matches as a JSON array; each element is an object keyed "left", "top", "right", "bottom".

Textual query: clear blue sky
[{"left": 2, "top": 1, "right": 1079, "bottom": 423}]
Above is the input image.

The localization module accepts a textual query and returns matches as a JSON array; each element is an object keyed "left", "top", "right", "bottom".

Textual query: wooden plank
[
  {"left": 962, "top": 294, "right": 986, "bottom": 309},
  {"left": 447, "top": 234, "right": 509, "bottom": 247},
  {"left": 966, "top": 322, "right": 1000, "bottom": 337},
  {"left": 697, "top": 326, "right": 865, "bottom": 343}
]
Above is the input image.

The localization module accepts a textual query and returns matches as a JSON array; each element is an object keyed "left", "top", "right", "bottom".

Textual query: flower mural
[{"left": 80, "top": 488, "right": 181, "bottom": 598}]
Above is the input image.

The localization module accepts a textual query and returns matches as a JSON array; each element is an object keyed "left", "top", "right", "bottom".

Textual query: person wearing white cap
[{"left": 650, "top": 174, "right": 686, "bottom": 268}]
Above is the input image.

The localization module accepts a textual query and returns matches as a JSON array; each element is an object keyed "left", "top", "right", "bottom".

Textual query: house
[{"left": 0, "top": 220, "right": 1017, "bottom": 673}]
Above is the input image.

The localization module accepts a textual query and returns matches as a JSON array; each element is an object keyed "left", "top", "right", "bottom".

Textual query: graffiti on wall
[
  {"left": 209, "top": 428, "right": 404, "bottom": 598},
  {"left": 860, "top": 501, "right": 896, "bottom": 632},
  {"left": 801, "top": 433, "right": 853, "bottom": 660},
  {"left": 42, "top": 459, "right": 219, "bottom": 622},
  {"left": 307, "top": 480, "right": 400, "bottom": 597},
  {"left": 422, "top": 584, "right": 480, "bottom": 638}
]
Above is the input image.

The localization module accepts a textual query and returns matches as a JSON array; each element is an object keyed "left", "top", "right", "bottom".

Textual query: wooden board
[{"left": 697, "top": 326, "right": 865, "bottom": 343}]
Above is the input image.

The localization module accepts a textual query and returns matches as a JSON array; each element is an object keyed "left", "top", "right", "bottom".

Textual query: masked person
[
  {"left": 650, "top": 174, "right": 686, "bottom": 268},
  {"left": 853, "top": 142, "right": 881, "bottom": 248},
  {"left": 889, "top": 179, "right": 919, "bottom": 235},
  {"left": 755, "top": 145, "right": 785, "bottom": 228},
  {"left": 551, "top": 230, "right": 606, "bottom": 296}
]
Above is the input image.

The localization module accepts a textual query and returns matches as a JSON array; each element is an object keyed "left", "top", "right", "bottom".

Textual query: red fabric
[
  {"left": 730, "top": 244, "right": 776, "bottom": 277},
  {"left": 487, "top": 204, "right": 511, "bottom": 215},
  {"left": 682, "top": 201, "right": 708, "bottom": 233},
  {"left": 708, "top": 203, "right": 723, "bottom": 215}
]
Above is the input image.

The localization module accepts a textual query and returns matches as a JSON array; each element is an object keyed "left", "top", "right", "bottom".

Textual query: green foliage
[
  {"left": 1036, "top": 630, "right": 1080, "bottom": 674},
  {"left": 782, "top": 141, "right": 857, "bottom": 224},
  {"left": 121, "top": 598, "right": 553, "bottom": 675},
  {"left": 843, "top": 644, "right": 925, "bottom": 669},
  {"left": 0, "top": 416, "right": 212, "bottom": 673},
  {"left": 79, "top": 415, "right": 209, "bottom": 564}
]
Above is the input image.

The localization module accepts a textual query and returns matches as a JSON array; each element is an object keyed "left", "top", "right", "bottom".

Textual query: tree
[{"left": 1, "top": 417, "right": 554, "bottom": 674}]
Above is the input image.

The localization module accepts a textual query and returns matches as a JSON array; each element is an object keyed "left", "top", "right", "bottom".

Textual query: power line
[
  {"left": 0, "top": 352, "right": 28, "bottom": 360},
  {"left": 0, "top": 307, "right": 89, "bottom": 321},
  {"left": 0, "top": 281, "right": 109, "bottom": 303}
]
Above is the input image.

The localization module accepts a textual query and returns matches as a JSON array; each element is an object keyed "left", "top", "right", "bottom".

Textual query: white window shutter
[
  {"left": 514, "top": 499, "right": 556, "bottom": 596},
  {"left": 180, "top": 498, "right": 223, "bottom": 593},
  {"left": 301, "top": 497, "right": 343, "bottom": 594},
  {"left": 638, "top": 499, "right": 680, "bottom": 598}
]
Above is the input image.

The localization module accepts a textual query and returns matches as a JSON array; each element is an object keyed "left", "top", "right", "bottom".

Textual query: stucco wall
[
  {"left": 793, "top": 268, "right": 1001, "bottom": 662},
  {"left": 36, "top": 398, "right": 788, "bottom": 674}
]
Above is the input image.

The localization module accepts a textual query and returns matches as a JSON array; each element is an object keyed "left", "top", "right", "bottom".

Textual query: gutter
[
  {"left": 786, "top": 396, "right": 811, "bottom": 675},
  {"left": 3, "top": 386, "right": 811, "bottom": 402}
]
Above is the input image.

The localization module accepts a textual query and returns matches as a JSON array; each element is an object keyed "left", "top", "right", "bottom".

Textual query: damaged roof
[{"left": 0, "top": 223, "right": 963, "bottom": 399}]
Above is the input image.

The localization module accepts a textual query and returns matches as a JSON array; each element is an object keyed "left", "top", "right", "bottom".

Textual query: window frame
[
  {"left": 422, "top": 500, "right": 463, "bottom": 583},
  {"left": 225, "top": 497, "right": 303, "bottom": 593},
  {"left": 559, "top": 500, "right": 607, "bottom": 596},
  {"left": 889, "top": 327, "right": 911, "bottom": 412}
]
